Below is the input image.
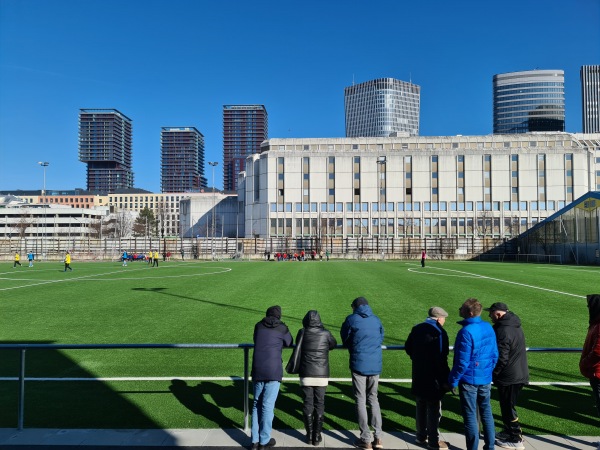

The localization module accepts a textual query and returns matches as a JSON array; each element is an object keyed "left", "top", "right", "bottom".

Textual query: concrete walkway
[{"left": 0, "top": 429, "right": 597, "bottom": 450}]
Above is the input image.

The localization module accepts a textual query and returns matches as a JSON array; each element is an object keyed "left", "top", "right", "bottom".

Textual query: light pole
[
  {"left": 38, "top": 161, "right": 49, "bottom": 257},
  {"left": 208, "top": 161, "right": 218, "bottom": 256}
]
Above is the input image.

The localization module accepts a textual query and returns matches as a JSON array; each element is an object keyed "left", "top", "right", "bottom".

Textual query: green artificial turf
[{"left": 0, "top": 259, "right": 597, "bottom": 434}]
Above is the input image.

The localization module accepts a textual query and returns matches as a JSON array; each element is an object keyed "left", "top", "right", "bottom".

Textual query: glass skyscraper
[
  {"left": 581, "top": 65, "right": 600, "bottom": 133},
  {"left": 222, "top": 105, "right": 268, "bottom": 192},
  {"left": 78, "top": 109, "right": 134, "bottom": 193},
  {"left": 344, "top": 78, "right": 420, "bottom": 137},
  {"left": 493, "top": 70, "right": 565, "bottom": 134},
  {"left": 160, "top": 127, "right": 206, "bottom": 193}
]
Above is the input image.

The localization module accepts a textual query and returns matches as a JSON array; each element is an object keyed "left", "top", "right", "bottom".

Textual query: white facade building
[
  {"left": 242, "top": 133, "right": 600, "bottom": 239},
  {"left": 179, "top": 193, "right": 242, "bottom": 238}
]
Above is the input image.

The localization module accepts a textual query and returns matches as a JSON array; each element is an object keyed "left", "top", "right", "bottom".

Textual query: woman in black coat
[{"left": 294, "top": 310, "right": 337, "bottom": 446}]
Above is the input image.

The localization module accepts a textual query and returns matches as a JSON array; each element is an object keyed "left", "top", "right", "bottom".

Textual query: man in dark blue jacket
[
  {"left": 341, "top": 297, "right": 384, "bottom": 449},
  {"left": 449, "top": 298, "right": 498, "bottom": 450},
  {"left": 250, "top": 305, "right": 293, "bottom": 450}
]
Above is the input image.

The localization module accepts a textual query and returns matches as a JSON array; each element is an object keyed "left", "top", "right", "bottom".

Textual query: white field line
[
  {"left": 407, "top": 264, "right": 586, "bottom": 299},
  {"left": 0, "top": 265, "right": 231, "bottom": 292},
  {"left": 0, "top": 376, "right": 585, "bottom": 386}
]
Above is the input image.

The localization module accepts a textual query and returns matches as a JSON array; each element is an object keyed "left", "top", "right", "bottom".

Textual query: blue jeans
[
  {"left": 251, "top": 381, "right": 280, "bottom": 445},
  {"left": 459, "top": 382, "right": 495, "bottom": 450}
]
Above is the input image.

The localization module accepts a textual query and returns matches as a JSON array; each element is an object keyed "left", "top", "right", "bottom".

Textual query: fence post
[
  {"left": 244, "top": 346, "right": 250, "bottom": 431},
  {"left": 18, "top": 349, "right": 26, "bottom": 430}
]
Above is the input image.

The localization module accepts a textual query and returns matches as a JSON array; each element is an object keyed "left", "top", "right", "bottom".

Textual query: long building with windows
[
  {"left": 160, "top": 127, "right": 207, "bottom": 193},
  {"left": 223, "top": 105, "right": 268, "bottom": 193},
  {"left": 79, "top": 109, "right": 134, "bottom": 193},
  {"left": 344, "top": 78, "right": 420, "bottom": 137},
  {"left": 581, "top": 65, "right": 600, "bottom": 134},
  {"left": 241, "top": 133, "right": 600, "bottom": 239},
  {"left": 493, "top": 70, "right": 565, "bottom": 134}
]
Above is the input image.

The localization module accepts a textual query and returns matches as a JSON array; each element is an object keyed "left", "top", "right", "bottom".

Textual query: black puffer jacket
[
  {"left": 298, "top": 310, "right": 337, "bottom": 378},
  {"left": 252, "top": 314, "right": 293, "bottom": 382},
  {"left": 492, "top": 311, "right": 529, "bottom": 386}
]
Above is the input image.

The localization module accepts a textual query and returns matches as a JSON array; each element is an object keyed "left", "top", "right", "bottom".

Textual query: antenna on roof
[
  {"left": 352, "top": 74, "right": 355, "bottom": 86},
  {"left": 409, "top": 72, "right": 412, "bottom": 83}
]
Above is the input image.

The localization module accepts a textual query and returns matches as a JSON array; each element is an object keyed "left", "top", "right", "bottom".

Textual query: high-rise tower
[
  {"left": 78, "top": 109, "right": 134, "bottom": 193},
  {"left": 222, "top": 105, "right": 268, "bottom": 192},
  {"left": 581, "top": 65, "right": 600, "bottom": 133},
  {"left": 344, "top": 78, "right": 420, "bottom": 137},
  {"left": 493, "top": 70, "right": 565, "bottom": 134},
  {"left": 160, "top": 127, "right": 206, "bottom": 193}
]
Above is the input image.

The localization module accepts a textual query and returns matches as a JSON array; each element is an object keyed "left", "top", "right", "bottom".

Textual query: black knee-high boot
[
  {"left": 313, "top": 415, "right": 324, "bottom": 446},
  {"left": 303, "top": 414, "right": 313, "bottom": 444}
]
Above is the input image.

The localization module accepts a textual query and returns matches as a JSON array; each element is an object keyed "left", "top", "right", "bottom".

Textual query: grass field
[{"left": 0, "top": 258, "right": 598, "bottom": 435}]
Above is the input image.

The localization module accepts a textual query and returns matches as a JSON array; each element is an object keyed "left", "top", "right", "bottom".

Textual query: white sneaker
[{"left": 496, "top": 439, "right": 525, "bottom": 450}]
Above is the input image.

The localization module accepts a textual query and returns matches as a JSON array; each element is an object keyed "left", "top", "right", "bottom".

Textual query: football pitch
[{"left": 0, "top": 258, "right": 598, "bottom": 435}]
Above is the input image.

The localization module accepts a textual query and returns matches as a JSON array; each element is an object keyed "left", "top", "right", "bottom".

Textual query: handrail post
[
  {"left": 243, "top": 346, "right": 250, "bottom": 431},
  {"left": 18, "top": 349, "right": 26, "bottom": 430}
]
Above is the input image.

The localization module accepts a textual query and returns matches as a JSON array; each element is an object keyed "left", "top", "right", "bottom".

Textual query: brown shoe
[
  {"left": 372, "top": 437, "right": 383, "bottom": 448},
  {"left": 427, "top": 441, "right": 449, "bottom": 450},
  {"left": 353, "top": 438, "right": 373, "bottom": 449}
]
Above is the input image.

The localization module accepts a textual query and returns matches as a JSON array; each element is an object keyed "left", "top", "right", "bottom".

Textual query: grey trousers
[{"left": 351, "top": 371, "right": 382, "bottom": 442}]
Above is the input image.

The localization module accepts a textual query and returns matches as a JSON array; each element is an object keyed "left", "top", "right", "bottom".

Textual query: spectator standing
[
  {"left": 326, "top": 250, "right": 330, "bottom": 261},
  {"left": 251, "top": 306, "right": 293, "bottom": 450},
  {"left": 448, "top": 298, "right": 498, "bottom": 450},
  {"left": 340, "top": 297, "right": 385, "bottom": 449},
  {"left": 13, "top": 252, "right": 21, "bottom": 268},
  {"left": 405, "top": 307, "right": 451, "bottom": 450},
  {"left": 294, "top": 310, "right": 337, "bottom": 445},
  {"left": 180, "top": 248, "right": 185, "bottom": 260},
  {"left": 580, "top": 293, "right": 600, "bottom": 440},
  {"left": 27, "top": 251, "right": 34, "bottom": 267},
  {"left": 64, "top": 251, "right": 73, "bottom": 272},
  {"left": 484, "top": 302, "right": 529, "bottom": 450},
  {"left": 421, "top": 249, "right": 427, "bottom": 267}
]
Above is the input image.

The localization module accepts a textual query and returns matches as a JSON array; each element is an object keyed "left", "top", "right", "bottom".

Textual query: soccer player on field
[{"left": 13, "top": 252, "right": 22, "bottom": 268}]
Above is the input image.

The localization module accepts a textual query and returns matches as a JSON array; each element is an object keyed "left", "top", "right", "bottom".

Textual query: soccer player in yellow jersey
[{"left": 64, "top": 251, "right": 73, "bottom": 272}]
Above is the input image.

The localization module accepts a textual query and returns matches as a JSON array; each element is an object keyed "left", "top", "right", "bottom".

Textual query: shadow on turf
[
  {"left": 0, "top": 341, "right": 177, "bottom": 440},
  {"left": 129, "top": 287, "right": 407, "bottom": 345},
  {"left": 169, "top": 379, "right": 240, "bottom": 428}
]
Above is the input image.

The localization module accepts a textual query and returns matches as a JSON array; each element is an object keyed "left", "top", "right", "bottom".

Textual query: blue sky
[{"left": 1, "top": 0, "right": 598, "bottom": 192}]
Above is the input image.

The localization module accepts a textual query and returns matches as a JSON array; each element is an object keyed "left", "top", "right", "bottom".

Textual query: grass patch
[{"left": 0, "top": 259, "right": 597, "bottom": 433}]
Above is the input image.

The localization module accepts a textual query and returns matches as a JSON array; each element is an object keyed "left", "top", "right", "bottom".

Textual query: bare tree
[
  {"left": 89, "top": 218, "right": 103, "bottom": 239},
  {"left": 15, "top": 215, "right": 34, "bottom": 238},
  {"left": 106, "top": 209, "right": 134, "bottom": 238}
]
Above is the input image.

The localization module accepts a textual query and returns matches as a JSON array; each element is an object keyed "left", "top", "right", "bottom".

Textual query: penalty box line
[
  {"left": 0, "top": 266, "right": 152, "bottom": 292},
  {"left": 418, "top": 265, "right": 586, "bottom": 299}
]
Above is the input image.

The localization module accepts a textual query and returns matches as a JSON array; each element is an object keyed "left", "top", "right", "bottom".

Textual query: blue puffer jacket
[
  {"left": 448, "top": 316, "right": 498, "bottom": 387},
  {"left": 340, "top": 305, "right": 384, "bottom": 376}
]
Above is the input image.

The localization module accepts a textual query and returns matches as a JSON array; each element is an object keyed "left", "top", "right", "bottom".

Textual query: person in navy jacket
[
  {"left": 449, "top": 298, "right": 498, "bottom": 450},
  {"left": 250, "top": 305, "right": 293, "bottom": 450},
  {"left": 341, "top": 297, "right": 385, "bottom": 449}
]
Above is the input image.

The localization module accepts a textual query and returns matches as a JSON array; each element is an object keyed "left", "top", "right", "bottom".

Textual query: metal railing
[{"left": 0, "top": 343, "right": 583, "bottom": 431}]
